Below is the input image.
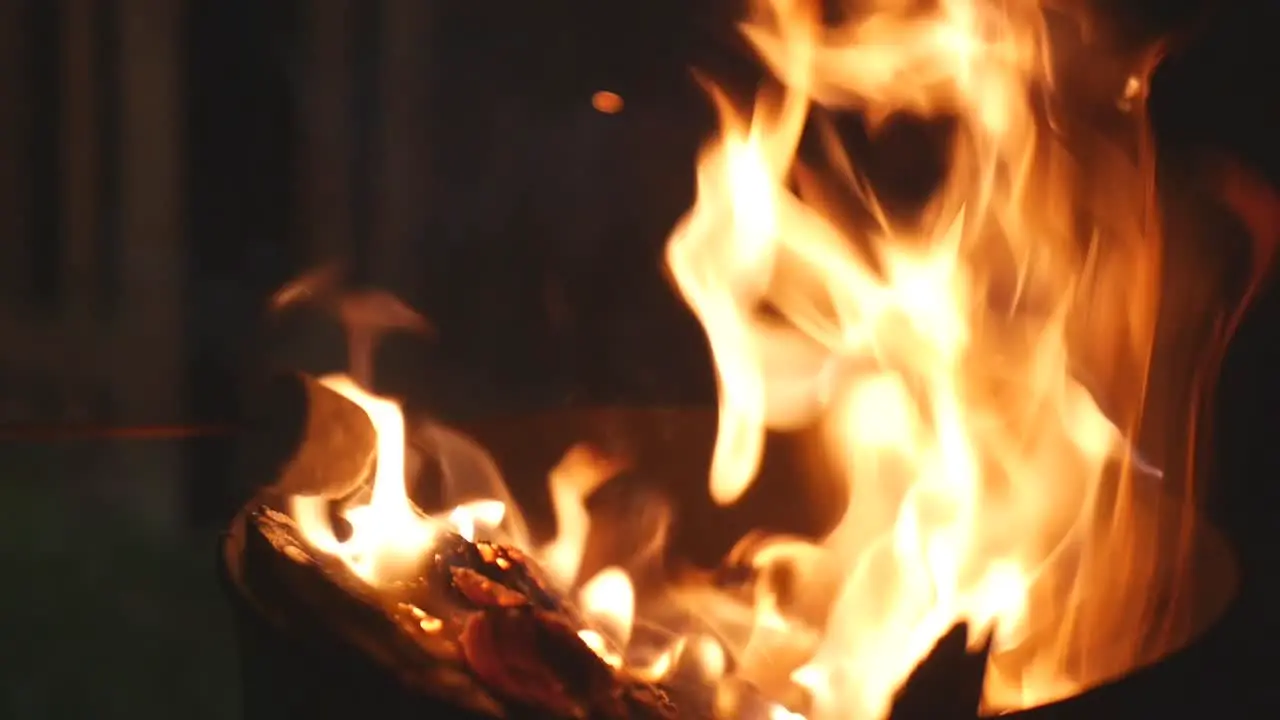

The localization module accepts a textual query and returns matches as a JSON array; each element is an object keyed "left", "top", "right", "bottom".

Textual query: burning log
[
  {"left": 231, "top": 505, "right": 496, "bottom": 716},
  {"left": 433, "top": 534, "right": 569, "bottom": 614},
  {"left": 225, "top": 501, "right": 695, "bottom": 719}
]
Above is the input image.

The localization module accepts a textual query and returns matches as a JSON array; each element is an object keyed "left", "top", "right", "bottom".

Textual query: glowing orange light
[{"left": 592, "top": 90, "right": 624, "bottom": 114}]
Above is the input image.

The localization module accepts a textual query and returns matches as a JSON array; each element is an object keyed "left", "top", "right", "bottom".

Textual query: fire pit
[
  {"left": 219, "top": 393, "right": 798, "bottom": 720},
  {"left": 218, "top": 403, "right": 1235, "bottom": 720},
  {"left": 219, "top": 0, "right": 1258, "bottom": 716}
]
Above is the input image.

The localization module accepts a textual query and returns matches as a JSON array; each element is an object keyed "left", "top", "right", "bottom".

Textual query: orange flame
[
  {"left": 577, "top": 566, "right": 636, "bottom": 668},
  {"left": 289, "top": 374, "right": 438, "bottom": 583},
  {"left": 272, "top": 0, "right": 1246, "bottom": 714},
  {"left": 664, "top": 0, "right": 1205, "bottom": 716}
]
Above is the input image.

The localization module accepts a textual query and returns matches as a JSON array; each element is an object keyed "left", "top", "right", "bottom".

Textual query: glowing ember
[{"left": 577, "top": 566, "right": 637, "bottom": 666}]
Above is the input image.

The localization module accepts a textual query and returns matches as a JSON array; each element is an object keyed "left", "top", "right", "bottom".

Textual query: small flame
[
  {"left": 449, "top": 500, "right": 507, "bottom": 543},
  {"left": 288, "top": 377, "right": 522, "bottom": 585},
  {"left": 633, "top": 636, "right": 686, "bottom": 683},
  {"left": 538, "top": 444, "right": 627, "bottom": 588},
  {"left": 579, "top": 566, "right": 637, "bottom": 652},
  {"left": 691, "top": 634, "right": 728, "bottom": 679},
  {"left": 291, "top": 374, "right": 437, "bottom": 583},
  {"left": 576, "top": 565, "right": 699, "bottom": 684},
  {"left": 592, "top": 90, "right": 625, "bottom": 114},
  {"left": 282, "top": 383, "right": 660, "bottom": 677}
]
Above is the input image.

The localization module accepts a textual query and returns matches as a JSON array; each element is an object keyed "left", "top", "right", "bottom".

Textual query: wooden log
[
  {"left": 224, "top": 505, "right": 499, "bottom": 720},
  {"left": 233, "top": 505, "right": 503, "bottom": 715},
  {"left": 236, "top": 372, "right": 378, "bottom": 504},
  {"left": 224, "top": 502, "right": 700, "bottom": 719}
]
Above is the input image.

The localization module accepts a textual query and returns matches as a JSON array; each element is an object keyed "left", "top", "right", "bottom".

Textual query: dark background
[{"left": 0, "top": 0, "right": 1276, "bottom": 717}]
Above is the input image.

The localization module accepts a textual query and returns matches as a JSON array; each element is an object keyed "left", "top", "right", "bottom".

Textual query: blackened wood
[
  {"left": 237, "top": 372, "right": 377, "bottom": 502},
  {"left": 888, "top": 623, "right": 988, "bottom": 720}
]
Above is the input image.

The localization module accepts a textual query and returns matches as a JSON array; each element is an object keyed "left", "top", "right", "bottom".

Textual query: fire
[
  {"left": 665, "top": 0, "right": 1181, "bottom": 717},
  {"left": 286, "top": 376, "right": 655, "bottom": 675},
  {"left": 282, "top": 375, "right": 687, "bottom": 689},
  {"left": 270, "top": 0, "right": 1240, "bottom": 716},
  {"left": 289, "top": 374, "right": 438, "bottom": 582},
  {"left": 288, "top": 374, "right": 517, "bottom": 585},
  {"left": 577, "top": 566, "right": 636, "bottom": 668}
]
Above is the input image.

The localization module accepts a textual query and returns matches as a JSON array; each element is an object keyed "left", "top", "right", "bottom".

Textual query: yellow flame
[
  {"left": 284, "top": 387, "right": 656, "bottom": 677},
  {"left": 288, "top": 378, "right": 520, "bottom": 585},
  {"left": 691, "top": 634, "right": 728, "bottom": 679},
  {"left": 538, "top": 444, "right": 627, "bottom": 588},
  {"left": 579, "top": 566, "right": 637, "bottom": 650},
  {"left": 290, "top": 375, "right": 438, "bottom": 582},
  {"left": 448, "top": 500, "right": 507, "bottom": 543},
  {"left": 271, "top": 0, "right": 1224, "bottom": 710},
  {"left": 667, "top": 0, "right": 1172, "bottom": 716}
]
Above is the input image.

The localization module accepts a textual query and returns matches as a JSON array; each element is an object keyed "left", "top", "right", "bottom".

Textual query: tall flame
[
  {"left": 667, "top": 0, "right": 1179, "bottom": 716},
  {"left": 269, "top": 0, "right": 1244, "bottom": 714}
]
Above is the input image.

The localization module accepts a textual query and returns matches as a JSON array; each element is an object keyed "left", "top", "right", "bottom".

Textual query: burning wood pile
[
  {"left": 223, "top": 374, "right": 988, "bottom": 719},
  {"left": 221, "top": 0, "right": 1244, "bottom": 718},
  {"left": 224, "top": 371, "right": 782, "bottom": 719}
]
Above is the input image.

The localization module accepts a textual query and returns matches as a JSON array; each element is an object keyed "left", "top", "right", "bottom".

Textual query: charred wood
[
  {"left": 226, "top": 503, "right": 693, "bottom": 719},
  {"left": 888, "top": 623, "right": 988, "bottom": 720}
]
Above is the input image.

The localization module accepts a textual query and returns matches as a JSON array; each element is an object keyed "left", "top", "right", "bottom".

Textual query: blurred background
[{"left": 0, "top": 0, "right": 1276, "bottom": 717}]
